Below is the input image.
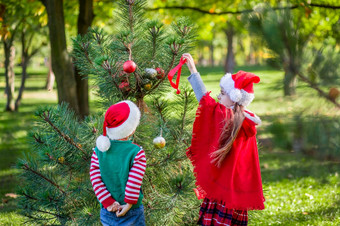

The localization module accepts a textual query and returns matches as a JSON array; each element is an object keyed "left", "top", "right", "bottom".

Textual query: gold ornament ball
[
  {"left": 144, "top": 83, "right": 152, "bottom": 91},
  {"left": 153, "top": 136, "right": 166, "bottom": 149},
  {"left": 58, "top": 157, "right": 65, "bottom": 164}
]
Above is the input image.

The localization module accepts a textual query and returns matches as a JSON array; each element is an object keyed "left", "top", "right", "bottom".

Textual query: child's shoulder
[
  {"left": 243, "top": 109, "right": 261, "bottom": 125},
  {"left": 132, "top": 142, "right": 143, "bottom": 151}
]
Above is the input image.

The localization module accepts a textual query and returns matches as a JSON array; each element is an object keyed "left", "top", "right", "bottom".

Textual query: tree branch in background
[
  {"left": 147, "top": 3, "right": 340, "bottom": 15},
  {"left": 297, "top": 72, "right": 340, "bottom": 109}
]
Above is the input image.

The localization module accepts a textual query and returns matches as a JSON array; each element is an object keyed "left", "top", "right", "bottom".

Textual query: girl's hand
[
  {"left": 182, "top": 53, "right": 198, "bottom": 74},
  {"left": 116, "top": 203, "right": 133, "bottom": 217},
  {"left": 107, "top": 201, "right": 120, "bottom": 212}
]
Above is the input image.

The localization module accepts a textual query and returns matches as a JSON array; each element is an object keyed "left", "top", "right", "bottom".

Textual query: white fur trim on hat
[
  {"left": 220, "top": 73, "right": 255, "bottom": 106},
  {"left": 96, "top": 135, "right": 111, "bottom": 152},
  {"left": 239, "top": 90, "right": 255, "bottom": 106},
  {"left": 106, "top": 100, "right": 141, "bottom": 140}
]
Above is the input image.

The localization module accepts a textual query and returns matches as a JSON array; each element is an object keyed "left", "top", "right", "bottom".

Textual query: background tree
[
  {"left": 15, "top": 2, "right": 47, "bottom": 111},
  {"left": 0, "top": 1, "right": 22, "bottom": 111},
  {"left": 148, "top": 0, "right": 263, "bottom": 72},
  {"left": 74, "top": 0, "right": 94, "bottom": 117},
  {"left": 247, "top": 2, "right": 340, "bottom": 106},
  {"left": 247, "top": 4, "right": 311, "bottom": 96},
  {"left": 17, "top": 0, "right": 199, "bottom": 224},
  {"left": 40, "top": 0, "right": 80, "bottom": 114}
]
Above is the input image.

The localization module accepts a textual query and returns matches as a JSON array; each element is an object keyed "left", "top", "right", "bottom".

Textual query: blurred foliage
[
  {"left": 294, "top": 115, "right": 340, "bottom": 159},
  {"left": 268, "top": 119, "right": 292, "bottom": 150},
  {"left": 266, "top": 113, "right": 340, "bottom": 161}
]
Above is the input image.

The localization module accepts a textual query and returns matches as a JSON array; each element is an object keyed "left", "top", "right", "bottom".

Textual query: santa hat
[
  {"left": 96, "top": 100, "right": 141, "bottom": 152},
  {"left": 220, "top": 71, "right": 260, "bottom": 106}
]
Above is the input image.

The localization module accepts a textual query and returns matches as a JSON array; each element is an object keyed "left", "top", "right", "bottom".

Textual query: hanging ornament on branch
[
  {"left": 119, "top": 81, "right": 131, "bottom": 93},
  {"left": 145, "top": 68, "right": 157, "bottom": 78},
  {"left": 123, "top": 45, "right": 137, "bottom": 73},
  {"left": 153, "top": 128, "right": 166, "bottom": 149},
  {"left": 155, "top": 67, "right": 165, "bottom": 79},
  {"left": 123, "top": 60, "right": 137, "bottom": 73}
]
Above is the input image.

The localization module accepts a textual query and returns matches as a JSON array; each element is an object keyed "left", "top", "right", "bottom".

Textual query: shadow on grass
[
  {"left": 0, "top": 173, "right": 18, "bottom": 198},
  {"left": 260, "top": 151, "right": 340, "bottom": 183}
]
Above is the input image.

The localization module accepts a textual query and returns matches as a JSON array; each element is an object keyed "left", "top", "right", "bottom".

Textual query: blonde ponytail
[{"left": 210, "top": 104, "right": 245, "bottom": 167}]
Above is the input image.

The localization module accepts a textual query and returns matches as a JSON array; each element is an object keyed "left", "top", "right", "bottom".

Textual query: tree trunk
[
  {"left": 224, "top": 25, "right": 235, "bottom": 73},
  {"left": 15, "top": 59, "right": 27, "bottom": 111},
  {"left": 45, "top": 57, "right": 55, "bottom": 91},
  {"left": 136, "top": 96, "right": 148, "bottom": 115},
  {"left": 209, "top": 41, "right": 214, "bottom": 67},
  {"left": 42, "top": 0, "right": 79, "bottom": 114},
  {"left": 75, "top": 0, "right": 94, "bottom": 119},
  {"left": 283, "top": 70, "right": 297, "bottom": 96},
  {"left": 15, "top": 30, "right": 29, "bottom": 111},
  {"left": 198, "top": 46, "right": 204, "bottom": 66},
  {"left": 209, "top": 31, "right": 215, "bottom": 67},
  {"left": 4, "top": 42, "right": 15, "bottom": 111},
  {"left": 247, "top": 40, "right": 256, "bottom": 65},
  {"left": 283, "top": 56, "right": 298, "bottom": 96}
]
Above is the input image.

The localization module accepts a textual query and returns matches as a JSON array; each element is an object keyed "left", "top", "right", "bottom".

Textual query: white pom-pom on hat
[
  {"left": 96, "top": 135, "right": 111, "bottom": 152},
  {"left": 96, "top": 100, "right": 141, "bottom": 152},
  {"left": 229, "top": 89, "right": 242, "bottom": 103}
]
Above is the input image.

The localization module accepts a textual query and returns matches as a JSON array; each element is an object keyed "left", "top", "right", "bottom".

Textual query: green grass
[
  {"left": 251, "top": 151, "right": 340, "bottom": 225},
  {"left": 0, "top": 67, "right": 58, "bottom": 224},
  {"left": 0, "top": 65, "right": 339, "bottom": 225}
]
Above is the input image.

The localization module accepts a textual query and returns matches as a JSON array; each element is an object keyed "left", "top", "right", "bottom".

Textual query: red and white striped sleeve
[
  {"left": 89, "top": 151, "right": 115, "bottom": 208},
  {"left": 124, "top": 148, "right": 146, "bottom": 204}
]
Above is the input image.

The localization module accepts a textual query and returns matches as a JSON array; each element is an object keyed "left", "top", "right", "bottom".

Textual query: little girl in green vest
[{"left": 90, "top": 100, "right": 146, "bottom": 226}]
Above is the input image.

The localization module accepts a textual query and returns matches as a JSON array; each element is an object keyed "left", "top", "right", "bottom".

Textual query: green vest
[{"left": 95, "top": 140, "right": 143, "bottom": 209}]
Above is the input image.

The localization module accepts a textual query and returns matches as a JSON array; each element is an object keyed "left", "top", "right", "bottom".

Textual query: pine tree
[
  {"left": 246, "top": 3, "right": 340, "bottom": 108},
  {"left": 17, "top": 0, "right": 201, "bottom": 224}
]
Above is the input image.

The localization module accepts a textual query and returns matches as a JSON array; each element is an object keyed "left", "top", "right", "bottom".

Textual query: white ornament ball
[
  {"left": 153, "top": 136, "right": 166, "bottom": 149},
  {"left": 145, "top": 68, "right": 157, "bottom": 77}
]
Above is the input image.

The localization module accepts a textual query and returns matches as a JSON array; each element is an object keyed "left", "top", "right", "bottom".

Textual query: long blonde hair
[{"left": 210, "top": 103, "right": 245, "bottom": 167}]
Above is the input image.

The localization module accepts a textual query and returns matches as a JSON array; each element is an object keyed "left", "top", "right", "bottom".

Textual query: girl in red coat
[{"left": 182, "top": 53, "right": 265, "bottom": 226}]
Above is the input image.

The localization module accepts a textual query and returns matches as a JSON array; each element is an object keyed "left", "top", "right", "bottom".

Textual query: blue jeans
[{"left": 100, "top": 205, "right": 145, "bottom": 226}]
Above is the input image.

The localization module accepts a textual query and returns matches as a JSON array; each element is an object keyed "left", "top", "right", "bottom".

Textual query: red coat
[{"left": 187, "top": 93, "right": 265, "bottom": 210}]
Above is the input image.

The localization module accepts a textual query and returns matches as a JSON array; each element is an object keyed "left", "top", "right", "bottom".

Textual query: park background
[{"left": 0, "top": 0, "right": 339, "bottom": 225}]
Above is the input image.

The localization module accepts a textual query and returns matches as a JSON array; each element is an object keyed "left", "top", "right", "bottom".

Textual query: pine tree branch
[
  {"left": 146, "top": 3, "right": 340, "bottom": 15},
  {"left": 22, "top": 192, "right": 38, "bottom": 201},
  {"left": 81, "top": 42, "right": 94, "bottom": 66},
  {"left": 153, "top": 100, "right": 166, "bottom": 123},
  {"left": 297, "top": 72, "right": 340, "bottom": 109},
  {"left": 22, "top": 163, "right": 66, "bottom": 194},
  {"left": 28, "top": 207, "right": 65, "bottom": 219},
  {"left": 41, "top": 111, "right": 89, "bottom": 160},
  {"left": 128, "top": 0, "right": 134, "bottom": 33},
  {"left": 33, "top": 134, "right": 44, "bottom": 144},
  {"left": 102, "top": 61, "right": 124, "bottom": 97}
]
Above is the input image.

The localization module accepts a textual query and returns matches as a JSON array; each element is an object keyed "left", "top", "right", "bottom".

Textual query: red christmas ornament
[
  {"left": 123, "top": 60, "right": 137, "bottom": 73},
  {"left": 119, "top": 81, "right": 131, "bottom": 92},
  {"left": 155, "top": 67, "right": 165, "bottom": 79}
]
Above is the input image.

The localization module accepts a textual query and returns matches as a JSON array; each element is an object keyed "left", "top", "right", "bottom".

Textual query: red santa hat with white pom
[
  {"left": 96, "top": 100, "right": 141, "bottom": 152},
  {"left": 220, "top": 70, "right": 260, "bottom": 107}
]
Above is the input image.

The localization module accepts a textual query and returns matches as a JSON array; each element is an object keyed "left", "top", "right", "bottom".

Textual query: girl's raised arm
[{"left": 182, "top": 53, "right": 207, "bottom": 102}]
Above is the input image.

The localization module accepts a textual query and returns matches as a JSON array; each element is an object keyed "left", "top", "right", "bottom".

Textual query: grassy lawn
[{"left": 0, "top": 65, "right": 339, "bottom": 225}]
